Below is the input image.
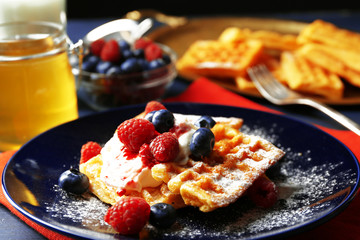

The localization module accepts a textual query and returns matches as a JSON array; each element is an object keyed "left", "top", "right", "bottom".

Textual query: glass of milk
[{"left": 0, "top": 0, "right": 66, "bottom": 25}]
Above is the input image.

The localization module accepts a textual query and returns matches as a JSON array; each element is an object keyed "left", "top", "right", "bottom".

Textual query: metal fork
[{"left": 247, "top": 64, "right": 360, "bottom": 136}]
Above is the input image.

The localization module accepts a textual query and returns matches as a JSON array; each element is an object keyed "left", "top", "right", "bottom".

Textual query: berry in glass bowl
[{"left": 72, "top": 37, "right": 177, "bottom": 110}]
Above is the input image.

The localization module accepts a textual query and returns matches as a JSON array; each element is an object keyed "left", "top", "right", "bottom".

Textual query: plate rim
[{"left": 2, "top": 102, "right": 360, "bottom": 239}]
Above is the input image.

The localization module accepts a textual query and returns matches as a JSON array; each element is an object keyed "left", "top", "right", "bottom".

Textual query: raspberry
[
  {"left": 104, "top": 197, "right": 150, "bottom": 235},
  {"left": 134, "top": 38, "right": 152, "bottom": 49},
  {"left": 144, "top": 101, "right": 166, "bottom": 115},
  {"left": 90, "top": 39, "right": 106, "bottom": 56},
  {"left": 145, "top": 43, "right": 163, "bottom": 61},
  {"left": 117, "top": 118, "right": 156, "bottom": 152},
  {"left": 139, "top": 143, "right": 156, "bottom": 168},
  {"left": 100, "top": 39, "right": 121, "bottom": 62},
  {"left": 247, "top": 175, "right": 278, "bottom": 208},
  {"left": 80, "top": 141, "right": 102, "bottom": 164},
  {"left": 150, "top": 132, "right": 179, "bottom": 162}
]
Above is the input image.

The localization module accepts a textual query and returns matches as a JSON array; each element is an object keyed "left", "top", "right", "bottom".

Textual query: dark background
[{"left": 67, "top": 1, "right": 360, "bottom": 19}]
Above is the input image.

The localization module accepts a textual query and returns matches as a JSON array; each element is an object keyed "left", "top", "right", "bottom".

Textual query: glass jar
[{"left": 0, "top": 21, "right": 78, "bottom": 151}]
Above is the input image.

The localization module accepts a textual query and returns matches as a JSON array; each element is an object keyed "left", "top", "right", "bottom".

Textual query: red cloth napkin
[
  {"left": 167, "top": 78, "right": 360, "bottom": 240},
  {"left": 1, "top": 77, "right": 359, "bottom": 239}
]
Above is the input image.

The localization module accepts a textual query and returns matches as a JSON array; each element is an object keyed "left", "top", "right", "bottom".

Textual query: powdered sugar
[
  {"left": 44, "top": 123, "right": 358, "bottom": 239},
  {"left": 45, "top": 186, "right": 114, "bottom": 234},
  {"left": 143, "top": 143, "right": 356, "bottom": 239}
]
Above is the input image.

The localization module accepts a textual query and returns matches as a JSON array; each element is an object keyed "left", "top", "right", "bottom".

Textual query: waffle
[
  {"left": 176, "top": 39, "right": 264, "bottom": 79},
  {"left": 80, "top": 154, "right": 186, "bottom": 208},
  {"left": 80, "top": 112, "right": 284, "bottom": 212},
  {"left": 296, "top": 43, "right": 360, "bottom": 88},
  {"left": 235, "top": 53, "right": 282, "bottom": 94},
  {"left": 219, "top": 27, "right": 299, "bottom": 52},
  {"left": 280, "top": 51, "right": 344, "bottom": 99},
  {"left": 151, "top": 122, "right": 285, "bottom": 212},
  {"left": 297, "top": 19, "right": 360, "bottom": 52},
  {"left": 175, "top": 19, "right": 360, "bottom": 100},
  {"left": 80, "top": 155, "right": 120, "bottom": 205}
]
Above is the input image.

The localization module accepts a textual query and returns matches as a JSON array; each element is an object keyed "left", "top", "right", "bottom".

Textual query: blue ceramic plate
[{"left": 2, "top": 103, "right": 360, "bottom": 240}]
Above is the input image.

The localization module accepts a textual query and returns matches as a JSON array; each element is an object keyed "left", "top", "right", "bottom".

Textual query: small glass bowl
[{"left": 72, "top": 43, "right": 177, "bottom": 111}]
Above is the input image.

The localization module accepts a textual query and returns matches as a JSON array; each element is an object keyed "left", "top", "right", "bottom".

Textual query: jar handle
[{"left": 66, "top": 37, "right": 84, "bottom": 77}]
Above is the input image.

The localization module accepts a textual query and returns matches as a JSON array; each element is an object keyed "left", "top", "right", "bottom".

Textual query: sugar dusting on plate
[{"left": 45, "top": 124, "right": 357, "bottom": 239}]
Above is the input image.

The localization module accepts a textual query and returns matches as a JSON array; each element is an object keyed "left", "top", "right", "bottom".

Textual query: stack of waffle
[{"left": 176, "top": 20, "right": 360, "bottom": 100}]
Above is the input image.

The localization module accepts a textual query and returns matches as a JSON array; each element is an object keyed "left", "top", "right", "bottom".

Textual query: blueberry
[
  {"left": 144, "top": 110, "right": 156, "bottom": 122},
  {"left": 82, "top": 55, "right": 100, "bottom": 72},
  {"left": 96, "top": 61, "right": 113, "bottom": 74},
  {"left": 133, "top": 48, "right": 145, "bottom": 58},
  {"left": 106, "top": 65, "right": 122, "bottom": 75},
  {"left": 118, "top": 39, "right": 130, "bottom": 51},
  {"left": 162, "top": 54, "right": 171, "bottom": 64},
  {"left": 190, "top": 128, "right": 215, "bottom": 158},
  {"left": 122, "top": 49, "right": 133, "bottom": 59},
  {"left": 150, "top": 203, "right": 177, "bottom": 228},
  {"left": 148, "top": 59, "right": 166, "bottom": 70},
  {"left": 120, "top": 58, "right": 142, "bottom": 73},
  {"left": 137, "top": 58, "right": 149, "bottom": 71},
  {"left": 195, "top": 115, "right": 216, "bottom": 129},
  {"left": 58, "top": 167, "right": 89, "bottom": 195},
  {"left": 152, "top": 109, "right": 175, "bottom": 133}
]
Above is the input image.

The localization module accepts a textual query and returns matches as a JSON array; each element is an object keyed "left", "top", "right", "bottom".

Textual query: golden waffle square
[
  {"left": 297, "top": 19, "right": 360, "bottom": 52},
  {"left": 296, "top": 43, "right": 360, "bottom": 88},
  {"left": 80, "top": 154, "right": 121, "bottom": 205},
  {"left": 151, "top": 122, "right": 285, "bottom": 212},
  {"left": 219, "top": 27, "right": 299, "bottom": 52},
  {"left": 234, "top": 76, "right": 258, "bottom": 95},
  {"left": 280, "top": 51, "right": 344, "bottom": 99},
  {"left": 235, "top": 53, "right": 282, "bottom": 94},
  {"left": 176, "top": 39, "right": 264, "bottom": 79}
]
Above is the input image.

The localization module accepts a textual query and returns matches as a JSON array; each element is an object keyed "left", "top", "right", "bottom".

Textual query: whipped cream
[
  {"left": 99, "top": 113, "right": 242, "bottom": 194},
  {"left": 100, "top": 134, "right": 162, "bottom": 193}
]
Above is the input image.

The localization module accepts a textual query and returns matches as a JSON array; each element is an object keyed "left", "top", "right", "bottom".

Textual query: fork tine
[
  {"left": 253, "top": 65, "right": 287, "bottom": 93},
  {"left": 247, "top": 65, "right": 278, "bottom": 102},
  {"left": 247, "top": 64, "right": 295, "bottom": 104},
  {"left": 248, "top": 65, "right": 360, "bottom": 136}
]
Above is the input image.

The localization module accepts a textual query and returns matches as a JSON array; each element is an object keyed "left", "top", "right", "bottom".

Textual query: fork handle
[{"left": 299, "top": 98, "right": 360, "bottom": 136}]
